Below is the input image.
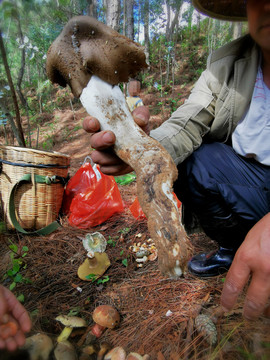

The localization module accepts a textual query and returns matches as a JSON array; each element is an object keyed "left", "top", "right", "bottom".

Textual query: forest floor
[{"left": 0, "top": 70, "right": 270, "bottom": 359}]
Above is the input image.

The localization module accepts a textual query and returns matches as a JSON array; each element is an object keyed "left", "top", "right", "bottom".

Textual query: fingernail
[
  {"left": 89, "top": 118, "right": 97, "bottom": 128},
  {"left": 135, "top": 113, "right": 147, "bottom": 124},
  {"left": 103, "top": 132, "right": 114, "bottom": 144}
]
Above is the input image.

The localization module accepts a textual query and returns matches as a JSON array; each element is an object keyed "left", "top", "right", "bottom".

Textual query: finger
[
  {"left": 90, "top": 131, "right": 116, "bottom": 150},
  {"left": 0, "top": 286, "right": 8, "bottom": 318},
  {"left": 82, "top": 116, "right": 100, "bottom": 133},
  {"left": 264, "top": 303, "right": 270, "bottom": 318},
  {"left": 132, "top": 106, "right": 150, "bottom": 134},
  {"left": 0, "top": 338, "right": 5, "bottom": 349},
  {"left": 243, "top": 273, "right": 270, "bottom": 320},
  {"left": 15, "top": 310, "right": 31, "bottom": 333},
  {"left": 14, "top": 329, "right": 26, "bottom": 348},
  {"left": 5, "top": 337, "right": 17, "bottom": 352},
  {"left": 220, "top": 257, "right": 250, "bottom": 312},
  {"left": 99, "top": 163, "right": 133, "bottom": 176},
  {"left": 91, "top": 149, "right": 121, "bottom": 166}
]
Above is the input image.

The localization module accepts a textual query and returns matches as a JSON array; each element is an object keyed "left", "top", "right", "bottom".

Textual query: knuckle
[
  {"left": 234, "top": 249, "right": 252, "bottom": 264},
  {"left": 260, "top": 262, "right": 270, "bottom": 275},
  {"left": 223, "top": 278, "right": 242, "bottom": 294}
]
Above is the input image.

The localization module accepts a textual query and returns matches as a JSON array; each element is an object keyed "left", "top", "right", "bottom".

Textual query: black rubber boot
[
  {"left": 187, "top": 214, "right": 254, "bottom": 278},
  {"left": 188, "top": 247, "right": 235, "bottom": 277}
]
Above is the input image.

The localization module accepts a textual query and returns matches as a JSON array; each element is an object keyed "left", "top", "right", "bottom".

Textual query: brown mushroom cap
[
  {"left": 92, "top": 305, "right": 120, "bottom": 329},
  {"left": 77, "top": 252, "right": 111, "bottom": 281},
  {"left": 46, "top": 16, "right": 147, "bottom": 98}
]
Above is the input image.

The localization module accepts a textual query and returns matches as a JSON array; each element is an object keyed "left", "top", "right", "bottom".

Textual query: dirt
[{"left": 0, "top": 86, "right": 270, "bottom": 360}]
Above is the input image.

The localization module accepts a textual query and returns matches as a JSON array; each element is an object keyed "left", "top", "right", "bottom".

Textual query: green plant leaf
[
  {"left": 14, "top": 273, "right": 23, "bottom": 283},
  {"left": 9, "top": 282, "right": 16, "bottom": 291},
  {"left": 97, "top": 276, "right": 110, "bottom": 284},
  {"left": 122, "top": 258, "right": 128, "bottom": 267},
  {"left": 9, "top": 244, "right": 18, "bottom": 253},
  {"left": 68, "top": 307, "right": 81, "bottom": 316},
  {"left": 85, "top": 273, "right": 98, "bottom": 281},
  {"left": 17, "top": 294, "right": 25, "bottom": 303}
]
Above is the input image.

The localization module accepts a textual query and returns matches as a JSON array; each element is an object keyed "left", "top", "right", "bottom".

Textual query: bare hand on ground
[
  {"left": 0, "top": 285, "right": 31, "bottom": 351},
  {"left": 83, "top": 106, "right": 150, "bottom": 175},
  {"left": 221, "top": 213, "right": 270, "bottom": 320}
]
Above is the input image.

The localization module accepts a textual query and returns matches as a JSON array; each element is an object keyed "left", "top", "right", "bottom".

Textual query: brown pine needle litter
[{"left": 0, "top": 206, "right": 270, "bottom": 359}]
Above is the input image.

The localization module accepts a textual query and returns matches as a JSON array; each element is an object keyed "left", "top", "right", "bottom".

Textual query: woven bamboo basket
[{"left": 0, "top": 145, "right": 70, "bottom": 231}]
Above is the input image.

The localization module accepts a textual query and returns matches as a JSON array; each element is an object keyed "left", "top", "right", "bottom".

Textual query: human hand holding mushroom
[
  {"left": 46, "top": 16, "right": 193, "bottom": 278},
  {"left": 0, "top": 285, "right": 31, "bottom": 352}
]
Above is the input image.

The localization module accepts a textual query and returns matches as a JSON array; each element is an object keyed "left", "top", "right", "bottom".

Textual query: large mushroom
[{"left": 46, "top": 16, "right": 193, "bottom": 277}]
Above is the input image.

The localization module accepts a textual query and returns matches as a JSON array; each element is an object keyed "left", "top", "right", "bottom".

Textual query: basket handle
[{"left": 9, "top": 173, "right": 66, "bottom": 235}]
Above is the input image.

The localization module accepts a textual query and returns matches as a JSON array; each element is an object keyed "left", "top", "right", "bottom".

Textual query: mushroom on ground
[
  {"left": 97, "top": 342, "right": 112, "bottom": 360},
  {"left": 77, "top": 252, "right": 110, "bottom": 281},
  {"left": 22, "top": 333, "right": 53, "bottom": 360},
  {"left": 91, "top": 305, "right": 120, "bottom": 338},
  {"left": 56, "top": 315, "right": 87, "bottom": 342},
  {"left": 78, "top": 232, "right": 107, "bottom": 257},
  {"left": 126, "top": 353, "right": 150, "bottom": 360},
  {"left": 46, "top": 15, "right": 193, "bottom": 278},
  {"left": 104, "top": 346, "right": 126, "bottom": 360},
  {"left": 54, "top": 340, "right": 78, "bottom": 360}
]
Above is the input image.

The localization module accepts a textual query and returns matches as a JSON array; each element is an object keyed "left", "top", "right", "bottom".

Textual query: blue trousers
[{"left": 175, "top": 143, "right": 270, "bottom": 249}]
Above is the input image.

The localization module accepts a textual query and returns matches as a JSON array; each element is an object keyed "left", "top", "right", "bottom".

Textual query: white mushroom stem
[{"left": 80, "top": 75, "right": 192, "bottom": 278}]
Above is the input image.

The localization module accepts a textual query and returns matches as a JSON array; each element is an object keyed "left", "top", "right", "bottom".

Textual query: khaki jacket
[{"left": 151, "top": 35, "right": 260, "bottom": 165}]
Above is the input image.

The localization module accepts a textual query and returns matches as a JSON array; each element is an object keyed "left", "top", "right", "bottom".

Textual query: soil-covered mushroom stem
[{"left": 80, "top": 76, "right": 192, "bottom": 277}]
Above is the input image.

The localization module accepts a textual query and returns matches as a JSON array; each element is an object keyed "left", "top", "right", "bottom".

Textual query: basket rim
[{"left": 0, "top": 145, "right": 70, "bottom": 159}]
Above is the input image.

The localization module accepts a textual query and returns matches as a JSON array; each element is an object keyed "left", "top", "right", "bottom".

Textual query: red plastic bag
[
  {"left": 63, "top": 161, "right": 124, "bottom": 228},
  {"left": 129, "top": 193, "right": 181, "bottom": 219}
]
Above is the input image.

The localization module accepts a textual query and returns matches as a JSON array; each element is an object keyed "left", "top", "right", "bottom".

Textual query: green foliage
[
  {"left": 107, "top": 236, "right": 116, "bottom": 247},
  {"left": 4, "top": 242, "right": 32, "bottom": 302},
  {"left": 122, "top": 258, "right": 128, "bottom": 267},
  {"left": 68, "top": 307, "right": 81, "bottom": 316},
  {"left": 118, "top": 227, "right": 130, "bottom": 235},
  {"left": 85, "top": 274, "right": 110, "bottom": 284}
]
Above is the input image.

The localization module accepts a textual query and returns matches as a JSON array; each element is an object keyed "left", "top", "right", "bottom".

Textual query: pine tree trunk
[
  {"left": 126, "top": 0, "right": 134, "bottom": 40},
  {"left": 144, "top": 0, "right": 150, "bottom": 65},
  {"left": 233, "top": 22, "right": 243, "bottom": 39},
  {"left": 105, "top": 0, "right": 120, "bottom": 32},
  {"left": 87, "top": 0, "right": 97, "bottom": 17}
]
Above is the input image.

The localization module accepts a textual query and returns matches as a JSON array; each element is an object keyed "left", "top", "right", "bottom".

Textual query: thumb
[{"left": 0, "top": 286, "right": 8, "bottom": 323}]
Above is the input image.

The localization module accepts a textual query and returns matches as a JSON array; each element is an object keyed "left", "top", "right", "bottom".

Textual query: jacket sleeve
[{"left": 150, "top": 68, "right": 218, "bottom": 165}]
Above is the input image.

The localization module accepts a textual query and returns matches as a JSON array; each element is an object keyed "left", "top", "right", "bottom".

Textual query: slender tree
[
  {"left": 125, "top": 0, "right": 134, "bottom": 40},
  {"left": 105, "top": 0, "right": 120, "bottom": 31},
  {"left": 0, "top": 30, "right": 25, "bottom": 147},
  {"left": 144, "top": 0, "right": 150, "bottom": 64},
  {"left": 87, "top": 0, "right": 98, "bottom": 17}
]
